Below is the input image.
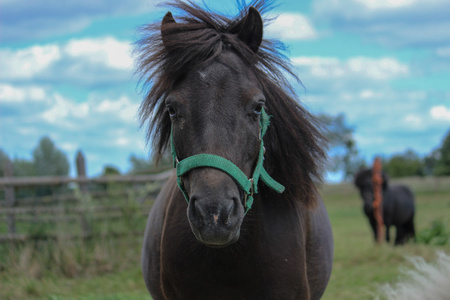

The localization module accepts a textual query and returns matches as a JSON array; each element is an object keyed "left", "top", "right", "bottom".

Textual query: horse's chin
[
  {"left": 189, "top": 225, "right": 241, "bottom": 248},
  {"left": 201, "top": 237, "right": 239, "bottom": 249}
]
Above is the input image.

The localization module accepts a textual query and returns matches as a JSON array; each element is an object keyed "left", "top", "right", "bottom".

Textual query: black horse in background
[
  {"left": 354, "top": 169, "right": 416, "bottom": 245},
  {"left": 136, "top": 1, "right": 333, "bottom": 299}
]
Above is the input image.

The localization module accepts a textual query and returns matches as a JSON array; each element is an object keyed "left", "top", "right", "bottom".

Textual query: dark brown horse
[{"left": 136, "top": 1, "right": 333, "bottom": 299}]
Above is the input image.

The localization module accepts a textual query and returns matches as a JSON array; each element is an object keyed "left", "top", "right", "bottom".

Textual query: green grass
[
  {"left": 321, "top": 179, "right": 450, "bottom": 300},
  {"left": 1, "top": 177, "right": 449, "bottom": 299},
  {"left": 0, "top": 236, "right": 151, "bottom": 300}
]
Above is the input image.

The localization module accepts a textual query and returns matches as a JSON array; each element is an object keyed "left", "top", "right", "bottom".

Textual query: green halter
[{"left": 170, "top": 109, "right": 285, "bottom": 213}]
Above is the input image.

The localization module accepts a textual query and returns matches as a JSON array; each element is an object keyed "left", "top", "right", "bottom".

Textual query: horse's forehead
[{"left": 195, "top": 52, "right": 254, "bottom": 85}]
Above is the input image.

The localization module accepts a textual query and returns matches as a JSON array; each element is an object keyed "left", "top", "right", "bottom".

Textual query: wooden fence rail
[
  {"left": 0, "top": 171, "right": 173, "bottom": 187},
  {"left": 0, "top": 151, "right": 173, "bottom": 242}
]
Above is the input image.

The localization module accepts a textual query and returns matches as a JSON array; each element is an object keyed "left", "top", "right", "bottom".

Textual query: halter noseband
[{"left": 170, "top": 109, "right": 285, "bottom": 213}]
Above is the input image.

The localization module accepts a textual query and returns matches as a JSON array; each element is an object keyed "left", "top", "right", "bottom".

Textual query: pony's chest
[
  {"left": 160, "top": 254, "right": 304, "bottom": 300},
  {"left": 159, "top": 230, "right": 306, "bottom": 299}
]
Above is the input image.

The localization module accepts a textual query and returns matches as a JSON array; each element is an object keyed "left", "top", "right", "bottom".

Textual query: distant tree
[
  {"left": 32, "top": 136, "right": 70, "bottom": 196},
  {"left": 434, "top": 129, "right": 450, "bottom": 176},
  {"left": 13, "top": 158, "right": 36, "bottom": 177},
  {"left": 0, "top": 149, "right": 9, "bottom": 177},
  {"left": 1, "top": 149, "right": 36, "bottom": 177},
  {"left": 423, "top": 148, "right": 440, "bottom": 176},
  {"left": 32, "top": 136, "right": 69, "bottom": 177},
  {"left": 99, "top": 165, "right": 121, "bottom": 191},
  {"left": 129, "top": 153, "right": 172, "bottom": 174},
  {"left": 318, "top": 113, "right": 367, "bottom": 180},
  {"left": 102, "top": 165, "right": 121, "bottom": 176},
  {"left": 129, "top": 154, "right": 153, "bottom": 174},
  {"left": 0, "top": 149, "right": 10, "bottom": 200},
  {"left": 383, "top": 149, "right": 424, "bottom": 178}
]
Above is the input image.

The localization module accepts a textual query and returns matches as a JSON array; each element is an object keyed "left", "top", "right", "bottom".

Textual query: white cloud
[
  {"left": 1, "top": 83, "right": 140, "bottom": 131},
  {"left": 95, "top": 96, "right": 139, "bottom": 123},
  {"left": 430, "top": 105, "right": 450, "bottom": 121},
  {"left": 0, "top": 0, "right": 156, "bottom": 42},
  {"left": 64, "top": 37, "right": 133, "bottom": 70},
  {"left": 0, "top": 37, "right": 133, "bottom": 86},
  {"left": 292, "top": 56, "right": 409, "bottom": 80},
  {"left": 34, "top": 92, "right": 139, "bottom": 129},
  {"left": 352, "top": 0, "right": 419, "bottom": 10},
  {"left": 0, "top": 45, "right": 61, "bottom": 80},
  {"left": 436, "top": 46, "right": 450, "bottom": 57},
  {"left": 0, "top": 84, "right": 47, "bottom": 103},
  {"left": 404, "top": 114, "right": 424, "bottom": 128},
  {"left": 312, "top": 0, "right": 450, "bottom": 47},
  {"left": 359, "top": 89, "right": 381, "bottom": 99},
  {"left": 115, "top": 136, "right": 132, "bottom": 147},
  {"left": 266, "top": 13, "right": 317, "bottom": 40},
  {"left": 60, "top": 142, "right": 79, "bottom": 152},
  {"left": 41, "top": 94, "right": 90, "bottom": 126},
  {"left": 348, "top": 57, "right": 409, "bottom": 79}
]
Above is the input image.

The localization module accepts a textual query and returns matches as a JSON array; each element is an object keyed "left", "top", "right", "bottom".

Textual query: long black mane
[{"left": 135, "top": 0, "right": 326, "bottom": 206}]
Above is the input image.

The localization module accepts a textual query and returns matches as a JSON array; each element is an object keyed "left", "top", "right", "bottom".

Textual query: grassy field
[
  {"left": 321, "top": 178, "right": 450, "bottom": 299},
  {"left": 1, "top": 177, "right": 449, "bottom": 300}
]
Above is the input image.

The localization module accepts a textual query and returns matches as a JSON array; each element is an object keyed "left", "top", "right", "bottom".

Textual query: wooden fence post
[
  {"left": 76, "top": 151, "right": 88, "bottom": 194},
  {"left": 76, "top": 151, "right": 91, "bottom": 237},
  {"left": 372, "top": 157, "right": 384, "bottom": 244},
  {"left": 3, "top": 159, "right": 16, "bottom": 235}
]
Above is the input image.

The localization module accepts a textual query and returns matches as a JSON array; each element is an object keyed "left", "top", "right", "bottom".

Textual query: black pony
[
  {"left": 136, "top": 1, "right": 333, "bottom": 299},
  {"left": 354, "top": 169, "right": 415, "bottom": 245}
]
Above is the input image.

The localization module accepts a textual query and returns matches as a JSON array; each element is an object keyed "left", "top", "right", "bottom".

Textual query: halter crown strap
[{"left": 170, "top": 109, "right": 285, "bottom": 213}]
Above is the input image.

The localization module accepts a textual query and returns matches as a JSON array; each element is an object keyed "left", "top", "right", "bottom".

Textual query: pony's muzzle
[
  {"left": 188, "top": 194, "right": 242, "bottom": 247},
  {"left": 186, "top": 169, "right": 244, "bottom": 247}
]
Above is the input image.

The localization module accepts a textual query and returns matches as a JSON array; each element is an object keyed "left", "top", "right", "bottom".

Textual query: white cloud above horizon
[
  {"left": 0, "top": 37, "right": 134, "bottom": 87},
  {"left": 292, "top": 56, "right": 409, "bottom": 81},
  {"left": 0, "top": 0, "right": 156, "bottom": 43},
  {"left": 312, "top": 0, "right": 450, "bottom": 48},
  {"left": 430, "top": 105, "right": 450, "bottom": 122},
  {"left": 266, "top": 13, "right": 318, "bottom": 40}
]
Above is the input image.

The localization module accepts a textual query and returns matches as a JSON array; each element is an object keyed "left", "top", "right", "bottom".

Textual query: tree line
[
  {"left": 0, "top": 136, "right": 168, "bottom": 180},
  {"left": 1, "top": 119, "right": 450, "bottom": 182}
]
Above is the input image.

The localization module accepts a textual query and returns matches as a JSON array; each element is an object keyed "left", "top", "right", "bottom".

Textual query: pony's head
[
  {"left": 163, "top": 7, "right": 266, "bottom": 247},
  {"left": 135, "top": 0, "right": 326, "bottom": 247},
  {"left": 354, "top": 168, "right": 389, "bottom": 213}
]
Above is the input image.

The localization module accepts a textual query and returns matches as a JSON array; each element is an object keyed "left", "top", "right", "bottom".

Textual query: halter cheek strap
[{"left": 170, "top": 109, "right": 285, "bottom": 213}]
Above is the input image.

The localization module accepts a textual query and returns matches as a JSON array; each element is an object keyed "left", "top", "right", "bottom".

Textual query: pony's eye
[
  {"left": 253, "top": 104, "right": 263, "bottom": 115},
  {"left": 167, "top": 106, "right": 177, "bottom": 118}
]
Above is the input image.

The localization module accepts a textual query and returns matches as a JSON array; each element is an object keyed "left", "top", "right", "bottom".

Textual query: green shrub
[{"left": 417, "top": 219, "right": 450, "bottom": 245}]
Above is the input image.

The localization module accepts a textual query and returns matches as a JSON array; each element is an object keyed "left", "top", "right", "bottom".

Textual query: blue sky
[{"left": 1, "top": 0, "right": 450, "bottom": 180}]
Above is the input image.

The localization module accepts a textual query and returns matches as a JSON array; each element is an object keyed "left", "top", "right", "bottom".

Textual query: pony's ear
[
  {"left": 161, "top": 11, "right": 176, "bottom": 49},
  {"left": 237, "top": 7, "right": 263, "bottom": 53}
]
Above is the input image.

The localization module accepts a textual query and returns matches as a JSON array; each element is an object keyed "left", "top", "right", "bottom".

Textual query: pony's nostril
[
  {"left": 191, "top": 196, "right": 206, "bottom": 221},
  {"left": 224, "top": 198, "right": 237, "bottom": 223}
]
